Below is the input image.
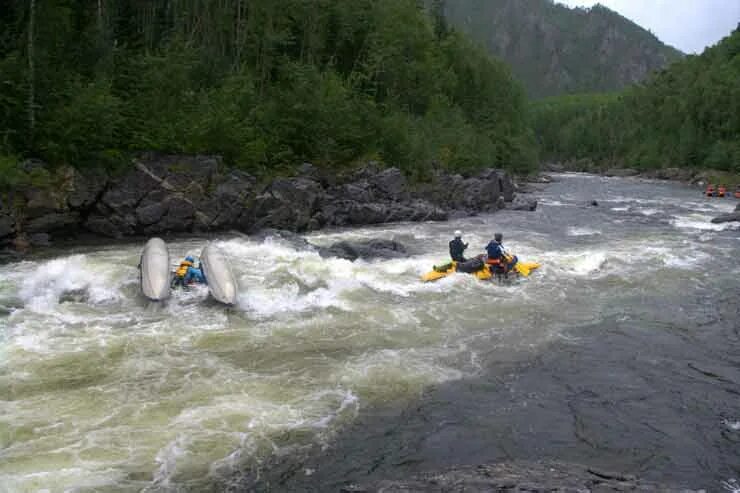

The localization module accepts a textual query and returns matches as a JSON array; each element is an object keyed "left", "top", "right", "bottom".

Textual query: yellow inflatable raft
[{"left": 421, "top": 259, "right": 541, "bottom": 283}]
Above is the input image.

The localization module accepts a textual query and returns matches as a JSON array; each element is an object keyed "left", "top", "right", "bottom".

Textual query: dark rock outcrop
[
  {"left": 349, "top": 460, "right": 698, "bottom": 492},
  {"left": 711, "top": 202, "right": 740, "bottom": 224},
  {"left": 605, "top": 167, "right": 640, "bottom": 177},
  {"left": 317, "top": 239, "right": 408, "bottom": 261},
  {"left": 0, "top": 155, "right": 529, "bottom": 252},
  {"left": 509, "top": 195, "right": 538, "bottom": 211}
]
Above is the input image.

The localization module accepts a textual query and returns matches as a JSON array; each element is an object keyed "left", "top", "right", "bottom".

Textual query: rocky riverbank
[{"left": 0, "top": 154, "right": 530, "bottom": 255}]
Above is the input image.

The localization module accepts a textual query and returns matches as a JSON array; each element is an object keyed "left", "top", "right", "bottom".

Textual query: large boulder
[
  {"left": 250, "top": 177, "right": 325, "bottom": 232},
  {"left": 347, "top": 202, "right": 389, "bottom": 225},
  {"left": 605, "top": 167, "right": 639, "bottom": 177},
  {"left": 368, "top": 167, "right": 408, "bottom": 201},
  {"left": 141, "top": 196, "right": 196, "bottom": 233},
  {"left": 25, "top": 212, "right": 80, "bottom": 233},
  {"left": 196, "top": 169, "right": 256, "bottom": 230},
  {"left": 0, "top": 214, "right": 14, "bottom": 239},
  {"left": 317, "top": 239, "right": 407, "bottom": 261},
  {"left": 509, "top": 195, "right": 538, "bottom": 211},
  {"left": 414, "top": 168, "right": 513, "bottom": 211},
  {"left": 100, "top": 167, "right": 160, "bottom": 211},
  {"left": 84, "top": 213, "right": 135, "bottom": 238},
  {"left": 135, "top": 153, "right": 220, "bottom": 191},
  {"left": 67, "top": 168, "right": 108, "bottom": 209},
  {"left": 0, "top": 198, "right": 14, "bottom": 240},
  {"left": 711, "top": 210, "right": 740, "bottom": 224}
]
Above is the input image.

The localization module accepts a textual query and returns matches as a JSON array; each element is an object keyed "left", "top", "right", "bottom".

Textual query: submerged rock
[
  {"left": 349, "top": 460, "right": 698, "bottom": 492},
  {"left": 317, "top": 239, "right": 407, "bottom": 261},
  {"left": 509, "top": 195, "right": 538, "bottom": 211},
  {"left": 711, "top": 207, "right": 740, "bottom": 223}
]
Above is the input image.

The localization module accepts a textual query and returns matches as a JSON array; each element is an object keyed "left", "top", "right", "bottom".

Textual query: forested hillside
[
  {"left": 439, "top": 0, "right": 683, "bottom": 98},
  {"left": 529, "top": 28, "right": 740, "bottom": 172},
  {"left": 0, "top": 0, "right": 536, "bottom": 185}
]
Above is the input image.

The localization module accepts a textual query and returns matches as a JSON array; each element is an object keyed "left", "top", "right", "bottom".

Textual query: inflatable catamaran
[{"left": 139, "top": 238, "right": 238, "bottom": 305}]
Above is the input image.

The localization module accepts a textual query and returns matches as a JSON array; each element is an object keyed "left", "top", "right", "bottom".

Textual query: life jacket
[
  {"left": 718, "top": 186, "right": 726, "bottom": 197},
  {"left": 706, "top": 185, "right": 714, "bottom": 196},
  {"left": 175, "top": 260, "right": 193, "bottom": 278}
]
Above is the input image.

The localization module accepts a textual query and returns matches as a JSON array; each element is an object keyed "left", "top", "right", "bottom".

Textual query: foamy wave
[
  {"left": 567, "top": 227, "right": 602, "bottom": 236},
  {"left": 18, "top": 255, "right": 122, "bottom": 312},
  {"left": 671, "top": 215, "right": 740, "bottom": 231}
]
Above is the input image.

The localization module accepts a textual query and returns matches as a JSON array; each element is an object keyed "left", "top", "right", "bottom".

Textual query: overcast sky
[{"left": 557, "top": 0, "right": 740, "bottom": 53}]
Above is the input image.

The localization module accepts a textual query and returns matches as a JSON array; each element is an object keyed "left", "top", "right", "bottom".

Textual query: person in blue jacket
[
  {"left": 485, "top": 232, "right": 517, "bottom": 275},
  {"left": 172, "top": 256, "right": 207, "bottom": 288}
]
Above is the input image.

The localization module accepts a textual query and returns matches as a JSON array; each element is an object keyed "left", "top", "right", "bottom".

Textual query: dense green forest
[
  {"left": 438, "top": 0, "right": 682, "bottom": 98},
  {"left": 0, "top": 0, "right": 537, "bottom": 183},
  {"left": 530, "top": 28, "right": 740, "bottom": 172}
]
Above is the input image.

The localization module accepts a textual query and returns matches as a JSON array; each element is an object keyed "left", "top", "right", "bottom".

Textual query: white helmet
[{"left": 454, "top": 230, "right": 462, "bottom": 238}]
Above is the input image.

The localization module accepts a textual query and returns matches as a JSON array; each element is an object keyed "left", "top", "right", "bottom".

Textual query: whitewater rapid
[{"left": 1, "top": 174, "right": 738, "bottom": 491}]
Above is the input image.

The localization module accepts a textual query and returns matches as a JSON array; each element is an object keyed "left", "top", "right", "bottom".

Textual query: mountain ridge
[{"left": 436, "top": 0, "right": 683, "bottom": 98}]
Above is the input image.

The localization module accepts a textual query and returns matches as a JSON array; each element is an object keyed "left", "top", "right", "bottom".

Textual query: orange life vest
[{"left": 175, "top": 260, "right": 193, "bottom": 278}]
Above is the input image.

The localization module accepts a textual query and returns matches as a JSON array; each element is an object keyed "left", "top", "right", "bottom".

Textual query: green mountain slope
[
  {"left": 438, "top": 0, "right": 683, "bottom": 98},
  {"left": 530, "top": 27, "right": 740, "bottom": 172}
]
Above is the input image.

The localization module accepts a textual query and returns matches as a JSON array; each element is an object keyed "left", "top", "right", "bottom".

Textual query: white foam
[
  {"left": 723, "top": 419, "right": 740, "bottom": 431},
  {"left": 18, "top": 255, "right": 122, "bottom": 312},
  {"left": 671, "top": 215, "right": 740, "bottom": 231},
  {"left": 567, "top": 227, "right": 602, "bottom": 236}
]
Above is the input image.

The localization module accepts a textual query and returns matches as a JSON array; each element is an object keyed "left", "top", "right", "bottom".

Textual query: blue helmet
[{"left": 185, "top": 256, "right": 194, "bottom": 263}]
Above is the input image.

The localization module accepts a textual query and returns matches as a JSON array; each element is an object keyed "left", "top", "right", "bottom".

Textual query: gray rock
[
  {"left": 347, "top": 203, "right": 389, "bottom": 225},
  {"left": 369, "top": 167, "right": 408, "bottom": 201},
  {"left": 136, "top": 202, "right": 167, "bottom": 226},
  {"left": 510, "top": 196, "right": 538, "bottom": 211},
  {"left": 711, "top": 212, "right": 740, "bottom": 224},
  {"left": 26, "top": 212, "right": 80, "bottom": 233},
  {"left": 59, "top": 288, "right": 89, "bottom": 304},
  {"left": 354, "top": 460, "right": 698, "bottom": 492},
  {"left": 101, "top": 168, "right": 160, "bottom": 211},
  {"left": 251, "top": 178, "right": 325, "bottom": 231},
  {"left": 137, "top": 153, "right": 221, "bottom": 191},
  {"left": 29, "top": 233, "right": 51, "bottom": 246},
  {"left": 605, "top": 167, "right": 640, "bottom": 177},
  {"left": 0, "top": 214, "right": 15, "bottom": 239},
  {"left": 154, "top": 196, "right": 195, "bottom": 231},
  {"left": 318, "top": 239, "right": 407, "bottom": 261},
  {"left": 84, "top": 215, "right": 133, "bottom": 238},
  {"left": 24, "top": 188, "right": 63, "bottom": 218},
  {"left": 67, "top": 168, "right": 108, "bottom": 209}
]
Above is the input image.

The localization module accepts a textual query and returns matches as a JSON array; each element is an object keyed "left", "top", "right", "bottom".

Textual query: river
[{"left": 1, "top": 174, "right": 738, "bottom": 492}]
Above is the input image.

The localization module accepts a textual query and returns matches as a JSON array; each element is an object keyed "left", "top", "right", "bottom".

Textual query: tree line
[
  {"left": 529, "top": 28, "right": 739, "bottom": 173},
  {"left": 0, "top": 0, "right": 537, "bottom": 185}
]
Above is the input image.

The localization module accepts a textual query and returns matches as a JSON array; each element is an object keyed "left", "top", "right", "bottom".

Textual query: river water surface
[{"left": 1, "top": 174, "right": 738, "bottom": 492}]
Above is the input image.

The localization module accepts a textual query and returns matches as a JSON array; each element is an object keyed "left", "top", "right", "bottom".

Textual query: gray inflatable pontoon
[
  {"left": 140, "top": 238, "right": 171, "bottom": 301},
  {"left": 200, "top": 243, "right": 238, "bottom": 305}
]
